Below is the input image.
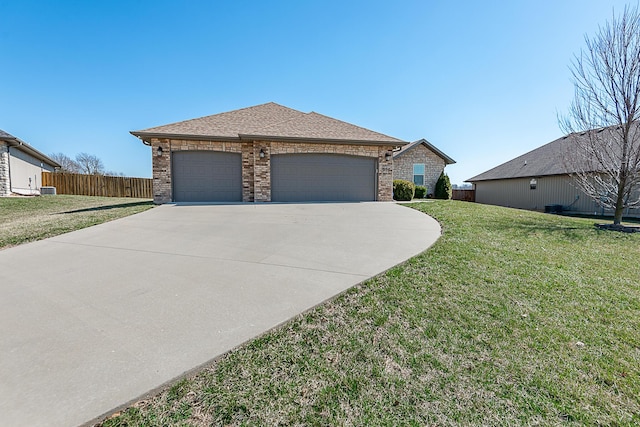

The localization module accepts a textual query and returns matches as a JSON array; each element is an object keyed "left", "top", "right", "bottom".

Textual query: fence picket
[{"left": 41, "top": 172, "right": 152, "bottom": 199}]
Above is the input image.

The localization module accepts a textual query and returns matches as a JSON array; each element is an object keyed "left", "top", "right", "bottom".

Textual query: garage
[
  {"left": 172, "top": 151, "right": 242, "bottom": 202},
  {"left": 271, "top": 153, "right": 377, "bottom": 202}
]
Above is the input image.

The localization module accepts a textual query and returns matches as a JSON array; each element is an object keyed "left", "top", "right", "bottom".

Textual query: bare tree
[
  {"left": 560, "top": 5, "right": 640, "bottom": 225},
  {"left": 49, "top": 152, "right": 81, "bottom": 173},
  {"left": 75, "top": 152, "right": 105, "bottom": 175}
]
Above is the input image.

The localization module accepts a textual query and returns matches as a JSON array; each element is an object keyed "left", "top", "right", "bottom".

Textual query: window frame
[{"left": 413, "top": 163, "right": 425, "bottom": 186}]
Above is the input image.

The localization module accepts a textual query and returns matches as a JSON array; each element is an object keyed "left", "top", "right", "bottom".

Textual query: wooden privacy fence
[
  {"left": 452, "top": 189, "right": 475, "bottom": 202},
  {"left": 42, "top": 172, "right": 153, "bottom": 199}
]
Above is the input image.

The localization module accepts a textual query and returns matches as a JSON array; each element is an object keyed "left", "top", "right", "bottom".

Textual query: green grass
[
  {"left": 99, "top": 201, "right": 640, "bottom": 426},
  {"left": 0, "top": 195, "right": 154, "bottom": 249}
]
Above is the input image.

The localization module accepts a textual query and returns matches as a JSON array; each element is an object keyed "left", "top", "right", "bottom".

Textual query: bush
[
  {"left": 414, "top": 185, "right": 427, "bottom": 199},
  {"left": 435, "top": 172, "right": 452, "bottom": 200},
  {"left": 393, "top": 179, "right": 415, "bottom": 201}
]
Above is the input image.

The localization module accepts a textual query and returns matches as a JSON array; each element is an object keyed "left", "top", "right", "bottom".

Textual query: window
[
  {"left": 413, "top": 164, "right": 425, "bottom": 186},
  {"left": 530, "top": 178, "right": 537, "bottom": 190}
]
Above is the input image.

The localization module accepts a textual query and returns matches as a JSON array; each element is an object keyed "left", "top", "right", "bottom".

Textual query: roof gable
[
  {"left": 393, "top": 138, "right": 456, "bottom": 164},
  {"left": 131, "top": 102, "right": 406, "bottom": 145}
]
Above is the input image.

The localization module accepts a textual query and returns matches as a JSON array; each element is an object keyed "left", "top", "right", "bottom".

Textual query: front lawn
[
  {"left": 0, "top": 195, "right": 154, "bottom": 250},
  {"left": 100, "top": 201, "right": 640, "bottom": 426}
]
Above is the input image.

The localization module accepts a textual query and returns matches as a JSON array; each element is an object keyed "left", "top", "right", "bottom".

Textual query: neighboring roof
[
  {"left": 393, "top": 138, "right": 456, "bottom": 164},
  {"left": 0, "top": 129, "right": 61, "bottom": 168},
  {"left": 131, "top": 102, "right": 406, "bottom": 145},
  {"left": 466, "top": 126, "right": 640, "bottom": 182}
]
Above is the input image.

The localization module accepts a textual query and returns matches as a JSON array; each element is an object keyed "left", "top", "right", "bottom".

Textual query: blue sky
[{"left": 0, "top": 0, "right": 632, "bottom": 184}]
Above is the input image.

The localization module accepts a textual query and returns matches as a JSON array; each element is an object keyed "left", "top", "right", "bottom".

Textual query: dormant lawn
[{"left": 0, "top": 195, "right": 153, "bottom": 250}]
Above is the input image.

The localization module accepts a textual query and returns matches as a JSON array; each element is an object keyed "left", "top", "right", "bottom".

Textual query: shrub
[
  {"left": 435, "top": 172, "right": 452, "bottom": 200},
  {"left": 393, "top": 179, "right": 415, "bottom": 201},
  {"left": 414, "top": 185, "right": 427, "bottom": 199}
]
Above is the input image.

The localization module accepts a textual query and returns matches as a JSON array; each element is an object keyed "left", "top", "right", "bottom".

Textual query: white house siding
[
  {"left": 9, "top": 147, "right": 55, "bottom": 195},
  {"left": 473, "top": 175, "right": 640, "bottom": 218}
]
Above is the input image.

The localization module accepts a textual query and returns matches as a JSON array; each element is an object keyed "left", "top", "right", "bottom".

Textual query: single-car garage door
[
  {"left": 271, "top": 153, "right": 377, "bottom": 202},
  {"left": 172, "top": 151, "right": 242, "bottom": 202}
]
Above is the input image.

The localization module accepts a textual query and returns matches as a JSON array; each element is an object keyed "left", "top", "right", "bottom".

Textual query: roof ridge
[
  {"left": 306, "top": 111, "right": 402, "bottom": 141},
  {"left": 138, "top": 102, "right": 304, "bottom": 133}
]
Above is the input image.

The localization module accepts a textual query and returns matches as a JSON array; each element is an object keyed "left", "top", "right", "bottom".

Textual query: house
[
  {"left": 466, "top": 130, "right": 640, "bottom": 217},
  {"left": 0, "top": 130, "right": 60, "bottom": 196},
  {"left": 392, "top": 138, "right": 456, "bottom": 196},
  {"left": 131, "top": 102, "right": 410, "bottom": 204}
]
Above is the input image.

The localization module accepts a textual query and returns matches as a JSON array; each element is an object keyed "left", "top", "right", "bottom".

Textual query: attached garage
[
  {"left": 132, "top": 102, "right": 408, "bottom": 204},
  {"left": 172, "top": 151, "right": 242, "bottom": 202},
  {"left": 271, "top": 153, "right": 377, "bottom": 202}
]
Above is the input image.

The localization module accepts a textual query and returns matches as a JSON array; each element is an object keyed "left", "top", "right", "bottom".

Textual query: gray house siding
[{"left": 474, "top": 175, "right": 640, "bottom": 217}]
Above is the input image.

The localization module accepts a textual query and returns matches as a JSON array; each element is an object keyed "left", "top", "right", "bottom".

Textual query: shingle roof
[
  {"left": 466, "top": 134, "right": 581, "bottom": 182},
  {"left": 0, "top": 129, "right": 17, "bottom": 140},
  {"left": 131, "top": 102, "right": 405, "bottom": 145},
  {"left": 466, "top": 126, "right": 640, "bottom": 182},
  {"left": 393, "top": 138, "right": 456, "bottom": 164},
  {"left": 0, "top": 129, "right": 60, "bottom": 168}
]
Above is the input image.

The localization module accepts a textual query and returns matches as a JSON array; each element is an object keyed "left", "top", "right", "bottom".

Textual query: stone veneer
[
  {"left": 150, "top": 138, "right": 395, "bottom": 204},
  {"left": 393, "top": 144, "right": 446, "bottom": 197},
  {"left": 0, "top": 142, "right": 10, "bottom": 197}
]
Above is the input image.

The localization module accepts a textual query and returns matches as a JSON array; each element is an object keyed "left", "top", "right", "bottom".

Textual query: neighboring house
[
  {"left": 131, "top": 102, "right": 410, "bottom": 204},
  {"left": 0, "top": 130, "right": 60, "bottom": 196},
  {"left": 392, "top": 138, "right": 456, "bottom": 196},
  {"left": 466, "top": 131, "right": 640, "bottom": 217}
]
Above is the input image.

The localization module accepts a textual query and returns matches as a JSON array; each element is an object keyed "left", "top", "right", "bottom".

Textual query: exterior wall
[
  {"left": 0, "top": 142, "right": 9, "bottom": 196},
  {"left": 151, "top": 139, "right": 395, "bottom": 203},
  {"left": 473, "top": 175, "right": 640, "bottom": 217},
  {"left": 393, "top": 144, "right": 446, "bottom": 196},
  {"left": 8, "top": 147, "right": 55, "bottom": 195}
]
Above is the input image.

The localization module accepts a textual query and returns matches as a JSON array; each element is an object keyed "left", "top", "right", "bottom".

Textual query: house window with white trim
[{"left": 413, "top": 164, "right": 425, "bottom": 185}]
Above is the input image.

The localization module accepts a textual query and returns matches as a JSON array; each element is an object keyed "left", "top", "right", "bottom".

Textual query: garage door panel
[
  {"left": 172, "top": 151, "right": 242, "bottom": 202},
  {"left": 271, "top": 154, "right": 376, "bottom": 202}
]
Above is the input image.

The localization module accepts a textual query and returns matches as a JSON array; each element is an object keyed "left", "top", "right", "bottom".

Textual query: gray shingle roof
[
  {"left": 131, "top": 102, "right": 405, "bottom": 145},
  {"left": 467, "top": 134, "right": 578, "bottom": 182},
  {"left": 0, "top": 129, "right": 17, "bottom": 140},
  {"left": 393, "top": 138, "right": 456, "bottom": 164},
  {"left": 0, "top": 129, "right": 60, "bottom": 168},
  {"left": 465, "top": 126, "right": 640, "bottom": 182}
]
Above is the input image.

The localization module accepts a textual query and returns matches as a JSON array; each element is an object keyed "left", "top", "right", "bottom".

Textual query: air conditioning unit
[{"left": 41, "top": 186, "right": 57, "bottom": 195}]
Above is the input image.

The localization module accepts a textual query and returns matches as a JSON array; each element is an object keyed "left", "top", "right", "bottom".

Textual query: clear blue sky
[{"left": 0, "top": 0, "right": 632, "bottom": 184}]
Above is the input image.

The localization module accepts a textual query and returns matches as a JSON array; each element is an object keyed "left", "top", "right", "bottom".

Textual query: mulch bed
[{"left": 595, "top": 223, "right": 640, "bottom": 233}]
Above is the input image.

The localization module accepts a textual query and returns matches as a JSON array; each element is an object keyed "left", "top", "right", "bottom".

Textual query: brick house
[
  {"left": 0, "top": 130, "right": 60, "bottom": 196},
  {"left": 393, "top": 138, "right": 456, "bottom": 197},
  {"left": 131, "top": 102, "right": 411, "bottom": 204}
]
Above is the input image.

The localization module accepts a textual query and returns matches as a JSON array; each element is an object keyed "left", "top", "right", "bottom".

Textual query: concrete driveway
[{"left": 0, "top": 202, "right": 440, "bottom": 426}]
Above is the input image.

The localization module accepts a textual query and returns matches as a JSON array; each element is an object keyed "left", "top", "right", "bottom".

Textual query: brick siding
[
  {"left": 151, "top": 139, "right": 396, "bottom": 203},
  {"left": 393, "top": 144, "right": 445, "bottom": 197}
]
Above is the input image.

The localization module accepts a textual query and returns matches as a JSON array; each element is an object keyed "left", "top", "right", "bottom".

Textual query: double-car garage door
[
  {"left": 271, "top": 154, "right": 376, "bottom": 202},
  {"left": 172, "top": 151, "right": 376, "bottom": 202}
]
